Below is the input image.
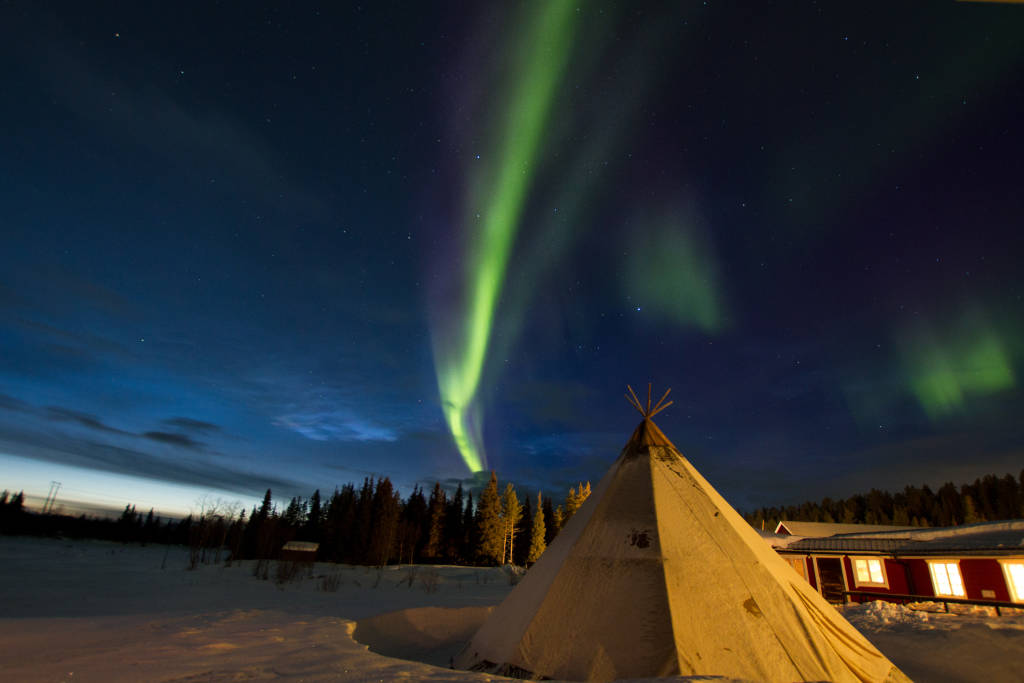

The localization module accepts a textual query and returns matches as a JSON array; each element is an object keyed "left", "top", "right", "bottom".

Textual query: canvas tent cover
[{"left": 455, "top": 418, "right": 908, "bottom": 682}]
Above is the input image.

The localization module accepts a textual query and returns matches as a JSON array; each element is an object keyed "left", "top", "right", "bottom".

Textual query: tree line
[
  {"left": 0, "top": 475, "right": 593, "bottom": 568},
  {"left": 7, "top": 469, "right": 1023, "bottom": 561},
  {"left": 744, "top": 470, "right": 1024, "bottom": 532}
]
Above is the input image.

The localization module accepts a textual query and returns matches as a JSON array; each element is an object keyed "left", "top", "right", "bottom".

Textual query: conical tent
[{"left": 455, "top": 393, "right": 908, "bottom": 682}]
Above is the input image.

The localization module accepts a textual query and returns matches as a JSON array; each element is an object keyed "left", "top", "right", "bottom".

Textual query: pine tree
[
  {"left": 892, "top": 505, "right": 910, "bottom": 526},
  {"left": 477, "top": 472, "right": 504, "bottom": 564},
  {"left": 962, "top": 493, "right": 982, "bottom": 524},
  {"left": 241, "top": 488, "right": 272, "bottom": 559},
  {"left": 344, "top": 478, "right": 371, "bottom": 563},
  {"left": 514, "top": 496, "right": 532, "bottom": 566},
  {"left": 542, "top": 496, "right": 557, "bottom": 544},
  {"left": 563, "top": 482, "right": 591, "bottom": 527},
  {"left": 997, "top": 474, "right": 1020, "bottom": 520},
  {"left": 424, "top": 483, "right": 446, "bottom": 559},
  {"left": 443, "top": 483, "right": 464, "bottom": 562},
  {"left": 399, "top": 485, "right": 427, "bottom": 564},
  {"left": 463, "top": 491, "right": 476, "bottom": 561},
  {"left": 304, "top": 489, "right": 322, "bottom": 540},
  {"left": 840, "top": 502, "right": 857, "bottom": 524},
  {"left": 501, "top": 483, "right": 523, "bottom": 565},
  {"left": 564, "top": 485, "right": 580, "bottom": 526},
  {"left": 323, "top": 484, "right": 356, "bottom": 562},
  {"left": 527, "top": 492, "right": 547, "bottom": 564},
  {"left": 368, "top": 478, "right": 400, "bottom": 566},
  {"left": 281, "top": 496, "right": 304, "bottom": 530}
]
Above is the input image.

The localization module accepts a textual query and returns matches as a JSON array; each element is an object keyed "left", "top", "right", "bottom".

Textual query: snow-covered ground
[
  {"left": 0, "top": 537, "right": 1021, "bottom": 682},
  {"left": 839, "top": 600, "right": 1024, "bottom": 683}
]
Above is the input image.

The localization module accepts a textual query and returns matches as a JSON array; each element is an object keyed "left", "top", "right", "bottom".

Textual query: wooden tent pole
[{"left": 626, "top": 385, "right": 645, "bottom": 416}]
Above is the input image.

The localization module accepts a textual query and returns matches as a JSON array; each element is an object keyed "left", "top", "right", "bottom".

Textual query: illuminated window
[
  {"left": 1002, "top": 562, "right": 1024, "bottom": 603},
  {"left": 852, "top": 558, "right": 887, "bottom": 587},
  {"left": 928, "top": 561, "right": 965, "bottom": 598}
]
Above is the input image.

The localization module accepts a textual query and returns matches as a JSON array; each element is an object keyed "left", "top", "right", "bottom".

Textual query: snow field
[{"left": 1, "top": 537, "right": 1022, "bottom": 682}]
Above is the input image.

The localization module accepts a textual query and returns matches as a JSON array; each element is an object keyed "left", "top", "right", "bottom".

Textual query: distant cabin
[
  {"left": 771, "top": 519, "right": 1024, "bottom": 607},
  {"left": 280, "top": 541, "right": 319, "bottom": 563}
]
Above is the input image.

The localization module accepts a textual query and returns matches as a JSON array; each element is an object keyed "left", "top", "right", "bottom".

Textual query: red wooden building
[{"left": 770, "top": 520, "right": 1024, "bottom": 607}]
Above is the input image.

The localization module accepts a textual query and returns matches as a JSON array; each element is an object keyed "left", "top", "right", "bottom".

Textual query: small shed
[{"left": 281, "top": 541, "right": 319, "bottom": 563}]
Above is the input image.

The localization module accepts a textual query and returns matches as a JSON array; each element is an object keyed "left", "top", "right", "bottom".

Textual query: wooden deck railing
[{"left": 843, "top": 590, "right": 1022, "bottom": 616}]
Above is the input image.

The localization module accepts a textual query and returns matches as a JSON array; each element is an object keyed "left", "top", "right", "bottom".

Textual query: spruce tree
[
  {"left": 563, "top": 482, "right": 592, "bottom": 527},
  {"left": 527, "top": 491, "right": 547, "bottom": 564},
  {"left": 514, "top": 496, "right": 532, "bottom": 566},
  {"left": 323, "top": 484, "right": 356, "bottom": 562},
  {"left": 399, "top": 485, "right": 427, "bottom": 564},
  {"left": 564, "top": 485, "right": 580, "bottom": 526},
  {"left": 368, "top": 478, "right": 400, "bottom": 566},
  {"left": 477, "top": 472, "right": 504, "bottom": 564},
  {"left": 304, "top": 489, "right": 322, "bottom": 540},
  {"left": 352, "top": 478, "right": 375, "bottom": 563},
  {"left": 463, "top": 491, "right": 476, "bottom": 561},
  {"left": 892, "top": 505, "right": 910, "bottom": 526},
  {"left": 424, "top": 483, "right": 446, "bottom": 559},
  {"left": 501, "top": 483, "right": 523, "bottom": 565},
  {"left": 444, "top": 483, "right": 464, "bottom": 562},
  {"left": 962, "top": 493, "right": 982, "bottom": 524},
  {"left": 542, "top": 496, "right": 557, "bottom": 544}
]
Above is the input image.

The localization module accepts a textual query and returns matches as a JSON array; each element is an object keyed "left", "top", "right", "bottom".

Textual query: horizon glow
[{"left": 0, "top": 453, "right": 259, "bottom": 518}]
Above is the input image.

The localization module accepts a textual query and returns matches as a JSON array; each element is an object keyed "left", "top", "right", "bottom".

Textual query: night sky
[{"left": 2, "top": 2, "right": 1023, "bottom": 517}]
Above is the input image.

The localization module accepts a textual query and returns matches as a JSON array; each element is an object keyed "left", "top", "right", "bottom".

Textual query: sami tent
[{"left": 455, "top": 388, "right": 908, "bottom": 682}]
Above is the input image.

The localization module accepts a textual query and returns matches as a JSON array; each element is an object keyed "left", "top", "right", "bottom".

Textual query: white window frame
[
  {"left": 785, "top": 556, "right": 808, "bottom": 581},
  {"left": 850, "top": 556, "right": 889, "bottom": 589},
  {"left": 927, "top": 560, "right": 966, "bottom": 598},
  {"left": 1000, "top": 560, "right": 1024, "bottom": 603}
]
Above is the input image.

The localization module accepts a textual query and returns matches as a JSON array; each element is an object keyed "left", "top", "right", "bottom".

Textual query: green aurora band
[
  {"left": 904, "top": 321, "right": 1015, "bottom": 420},
  {"left": 624, "top": 210, "right": 728, "bottom": 334},
  {"left": 435, "top": 2, "right": 578, "bottom": 473}
]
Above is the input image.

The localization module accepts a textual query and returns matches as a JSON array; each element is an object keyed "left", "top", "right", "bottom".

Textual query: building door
[{"left": 816, "top": 557, "right": 846, "bottom": 603}]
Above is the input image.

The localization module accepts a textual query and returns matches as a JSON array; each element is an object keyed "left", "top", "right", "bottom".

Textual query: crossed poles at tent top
[{"left": 626, "top": 384, "right": 673, "bottom": 419}]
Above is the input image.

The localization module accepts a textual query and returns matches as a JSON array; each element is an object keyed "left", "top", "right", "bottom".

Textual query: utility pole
[
  {"left": 43, "top": 481, "right": 56, "bottom": 513},
  {"left": 43, "top": 481, "right": 61, "bottom": 513}
]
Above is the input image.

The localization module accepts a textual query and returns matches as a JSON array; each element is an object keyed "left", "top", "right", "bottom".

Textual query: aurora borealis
[
  {"left": 1, "top": 2, "right": 1023, "bottom": 517},
  {"left": 432, "top": 1, "right": 578, "bottom": 474}
]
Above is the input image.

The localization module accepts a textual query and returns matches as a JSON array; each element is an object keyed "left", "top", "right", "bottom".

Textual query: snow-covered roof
[
  {"left": 778, "top": 520, "right": 1024, "bottom": 556},
  {"left": 281, "top": 541, "right": 319, "bottom": 552},
  {"left": 774, "top": 521, "right": 917, "bottom": 537},
  {"left": 756, "top": 528, "right": 804, "bottom": 548},
  {"left": 784, "top": 537, "right": 907, "bottom": 553}
]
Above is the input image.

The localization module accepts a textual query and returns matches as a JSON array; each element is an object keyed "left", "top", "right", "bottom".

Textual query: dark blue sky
[{"left": 2, "top": 1, "right": 1022, "bottom": 517}]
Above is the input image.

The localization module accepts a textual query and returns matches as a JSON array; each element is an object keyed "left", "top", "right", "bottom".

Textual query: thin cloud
[
  {"left": 273, "top": 411, "right": 398, "bottom": 443},
  {"left": 143, "top": 431, "right": 204, "bottom": 450},
  {"left": 162, "top": 417, "right": 221, "bottom": 433},
  {"left": 0, "top": 426, "right": 301, "bottom": 498},
  {"left": 45, "top": 406, "right": 130, "bottom": 435},
  {"left": 0, "top": 393, "right": 32, "bottom": 413}
]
